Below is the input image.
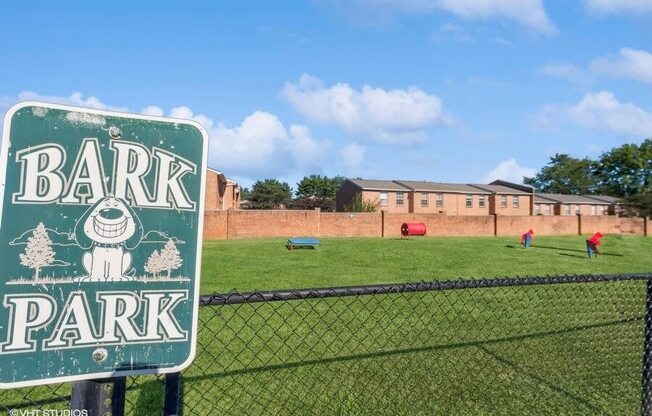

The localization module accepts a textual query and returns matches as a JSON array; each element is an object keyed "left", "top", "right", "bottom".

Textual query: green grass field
[
  {"left": 200, "top": 235, "right": 652, "bottom": 293},
  {"left": 3, "top": 235, "right": 652, "bottom": 415}
]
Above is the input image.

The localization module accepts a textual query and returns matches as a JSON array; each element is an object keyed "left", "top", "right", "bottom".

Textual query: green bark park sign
[{"left": 0, "top": 102, "right": 207, "bottom": 388}]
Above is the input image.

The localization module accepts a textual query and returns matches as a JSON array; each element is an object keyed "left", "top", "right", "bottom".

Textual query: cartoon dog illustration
[{"left": 74, "top": 196, "right": 143, "bottom": 281}]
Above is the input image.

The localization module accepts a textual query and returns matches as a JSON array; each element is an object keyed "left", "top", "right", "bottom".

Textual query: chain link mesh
[{"left": 2, "top": 274, "right": 651, "bottom": 415}]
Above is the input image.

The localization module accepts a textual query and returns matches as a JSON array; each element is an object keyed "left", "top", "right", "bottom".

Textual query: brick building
[
  {"left": 534, "top": 194, "right": 613, "bottom": 216},
  {"left": 337, "top": 178, "right": 620, "bottom": 216},
  {"left": 393, "top": 180, "right": 492, "bottom": 216},
  {"left": 204, "top": 168, "right": 241, "bottom": 211}
]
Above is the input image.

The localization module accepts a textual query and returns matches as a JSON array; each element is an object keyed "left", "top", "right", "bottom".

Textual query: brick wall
[
  {"left": 204, "top": 211, "right": 228, "bottom": 239},
  {"left": 203, "top": 210, "right": 649, "bottom": 239},
  {"left": 581, "top": 215, "right": 644, "bottom": 235},
  {"left": 496, "top": 215, "right": 578, "bottom": 236},
  {"left": 320, "top": 213, "right": 383, "bottom": 237},
  {"left": 227, "top": 210, "right": 320, "bottom": 239},
  {"left": 384, "top": 213, "right": 494, "bottom": 237}
]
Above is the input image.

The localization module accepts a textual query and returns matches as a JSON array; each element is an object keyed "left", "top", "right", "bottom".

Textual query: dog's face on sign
[{"left": 76, "top": 196, "right": 143, "bottom": 248}]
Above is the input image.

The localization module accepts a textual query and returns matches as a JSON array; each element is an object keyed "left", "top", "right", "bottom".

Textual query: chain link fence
[{"left": 2, "top": 273, "right": 652, "bottom": 415}]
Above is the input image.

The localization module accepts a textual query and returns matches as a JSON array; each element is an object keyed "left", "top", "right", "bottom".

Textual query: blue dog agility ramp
[{"left": 286, "top": 237, "right": 321, "bottom": 250}]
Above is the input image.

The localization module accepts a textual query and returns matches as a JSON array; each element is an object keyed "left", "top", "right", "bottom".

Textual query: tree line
[
  {"left": 523, "top": 139, "right": 651, "bottom": 216},
  {"left": 240, "top": 139, "right": 651, "bottom": 216},
  {"left": 241, "top": 175, "right": 346, "bottom": 211}
]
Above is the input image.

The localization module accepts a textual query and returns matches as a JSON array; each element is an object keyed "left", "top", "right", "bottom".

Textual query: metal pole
[
  {"left": 71, "top": 379, "right": 113, "bottom": 416},
  {"left": 112, "top": 377, "right": 127, "bottom": 416},
  {"left": 163, "top": 372, "right": 183, "bottom": 416},
  {"left": 71, "top": 377, "right": 126, "bottom": 416},
  {"left": 641, "top": 279, "right": 652, "bottom": 416}
]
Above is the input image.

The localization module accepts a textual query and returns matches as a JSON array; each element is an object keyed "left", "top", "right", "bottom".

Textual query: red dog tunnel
[{"left": 401, "top": 222, "right": 427, "bottom": 237}]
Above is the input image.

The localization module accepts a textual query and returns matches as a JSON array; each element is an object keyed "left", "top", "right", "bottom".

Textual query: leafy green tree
[
  {"left": 593, "top": 139, "right": 652, "bottom": 197},
  {"left": 240, "top": 187, "right": 252, "bottom": 201},
  {"left": 343, "top": 193, "right": 380, "bottom": 212},
  {"left": 289, "top": 196, "right": 336, "bottom": 211},
  {"left": 296, "top": 175, "right": 346, "bottom": 199},
  {"left": 248, "top": 179, "right": 292, "bottom": 209},
  {"left": 622, "top": 193, "right": 652, "bottom": 217},
  {"left": 523, "top": 154, "right": 597, "bottom": 195}
]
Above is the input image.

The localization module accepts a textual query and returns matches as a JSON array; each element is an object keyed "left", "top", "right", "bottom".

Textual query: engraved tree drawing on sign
[
  {"left": 159, "top": 239, "right": 183, "bottom": 278},
  {"left": 19, "top": 222, "right": 55, "bottom": 280},
  {"left": 144, "top": 250, "right": 164, "bottom": 278}
]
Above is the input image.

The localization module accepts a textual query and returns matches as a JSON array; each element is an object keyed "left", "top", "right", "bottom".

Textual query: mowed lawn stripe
[{"left": 200, "top": 235, "right": 652, "bottom": 293}]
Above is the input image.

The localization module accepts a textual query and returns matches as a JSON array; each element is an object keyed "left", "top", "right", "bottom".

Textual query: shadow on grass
[
  {"left": 504, "top": 244, "right": 623, "bottom": 257},
  {"left": 533, "top": 245, "right": 623, "bottom": 257},
  {"left": 133, "top": 378, "right": 165, "bottom": 415},
  {"left": 558, "top": 253, "right": 589, "bottom": 259},
  {"left": 182, "top": 316, "right": 642, "bottom": 383},
  {"left": 478, "top": 345, "right": 603, "bottom": 413}
]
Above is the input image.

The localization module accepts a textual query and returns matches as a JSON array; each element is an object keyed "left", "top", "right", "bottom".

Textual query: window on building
[
  {"left": 564, "top": 205, "right": 571, "bottom": 215},
  {"left": 513, "top": 196, "right": 519, "bottom": 208},
  {"left": 591, "top": 205, "right": 596, "bottom": 215},
  {"left": 603, "top": 206, "right": 609, "bottom": 215},
  {"left": 396, "top": 192, "right": 404, "bottom": 206},
  {"left": 466, "top": 194, "right": 473, "bottom": 208},
  {"left": 379, "top": 192, "right": 388, "bottom": 206},
  {"left": 535, "top": 204, "right": 541, "bottom": 215},
  {"left": 436, "top": 193, "right": 444, "bottom": 206},
  {"left": 544, "top": 205, "right": 551, "bottom": 215},
  {"left": 479, "top": 195, "right": 486, "bottom": 208},
  {"left": 575, "top": 205, "right": 580, "bottom": 215},
  {"left": 421, "top": 193, "right": 428, "bottom": 207},
  {"left": 500, "top": 195, "right": 507, "bottom": 208}
]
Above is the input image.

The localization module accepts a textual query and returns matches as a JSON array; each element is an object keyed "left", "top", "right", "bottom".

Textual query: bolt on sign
[{"left": 0, "top": 102, "right": 207, "bottom": 388}]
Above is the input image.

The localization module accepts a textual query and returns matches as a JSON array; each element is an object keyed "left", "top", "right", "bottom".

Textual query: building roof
[
  {"left": 348, "top": 178, "right": 410, "bottom": 191},
  {"left": 586, "top": 195, "right": 621, "bottom": 204},
  {"left": 207, "top": 167, "right": 224, "bottom": 176},
  {"left": 534, "top": 194, "right": 558, "bottom": 203},
  {"left": 468, "top": 184, "right": 532, "bottom": 195},
  {"left": 535, "top": 193, "right": 609, "bottom": 204},
  {"left": 489, "top": 180, "right": 535, "bottom": 193},
  {"left": 394, "top": 180, "right": 490, "bottom": 194}
]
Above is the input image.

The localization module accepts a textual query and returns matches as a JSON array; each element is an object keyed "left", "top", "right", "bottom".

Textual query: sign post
[{"left": 0, "top": 102, "right": 208, "bottom": 408}]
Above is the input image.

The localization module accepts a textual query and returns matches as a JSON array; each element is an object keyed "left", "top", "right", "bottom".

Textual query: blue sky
[{"left": 2, "top": 0, "right": 652, "bottom": 189}]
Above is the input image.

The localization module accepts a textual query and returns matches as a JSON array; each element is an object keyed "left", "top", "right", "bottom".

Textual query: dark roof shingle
[
  {"left": 468, "top": 184, "right": 531, "bottom": 195},
  {"left": 535, "top": 194, "right": 614, "bottom": 204},
  {"left": 395, "top": 180, "right": 490, "bottom": 193},
  {"left": 348, "top": 179, "right": 410, "bottom": 191}
]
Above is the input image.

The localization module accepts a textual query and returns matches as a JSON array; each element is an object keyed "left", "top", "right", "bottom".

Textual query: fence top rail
[{"left": 199, "top": 272, "right": 652, "bottom": 306}]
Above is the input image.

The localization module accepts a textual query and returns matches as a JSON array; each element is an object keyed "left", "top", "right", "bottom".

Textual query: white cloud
[
  {"left": 585, "top": 0, "right": 652, "bottom": 15},
  {"left": 14, "top": 91, "right": 129, "bottom": 112},
  {"left": 432, "top": 22, "right": 474, "bottom": 42},
  {"left": 140, "top": 105, "right": 165, "bottom": 116},
  {"left": 482, "top": 159, "right": 536, "bottom": 183},
  {"left": 358, "top": 0, "right": 557, "bottom": 35},
  {"left": 591, "top": 48, "right": 652, "bottom": 84},
  {"left": 281, "top": 74, "right": 451, "bottom": 143},
  {"left": 539, "top": 91, "right": 652, "bottom": 138},
  {"left": 0, "top": 92, "right": 335, "bottom": 184},
  {"left": 541, "top": 63, "right": 592, "bottom": 84},
  {"left": 169, "top": 106, "right": 215, "bottom": 132},
  {"left": 341, "top": 142, "right": 366, "bottom": 174},
  {"left": 0, "top": 92, "right": 126, "bottom": 131},
  {"left": 209, "top": 111, "right": 330, "bottom": 179}
]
